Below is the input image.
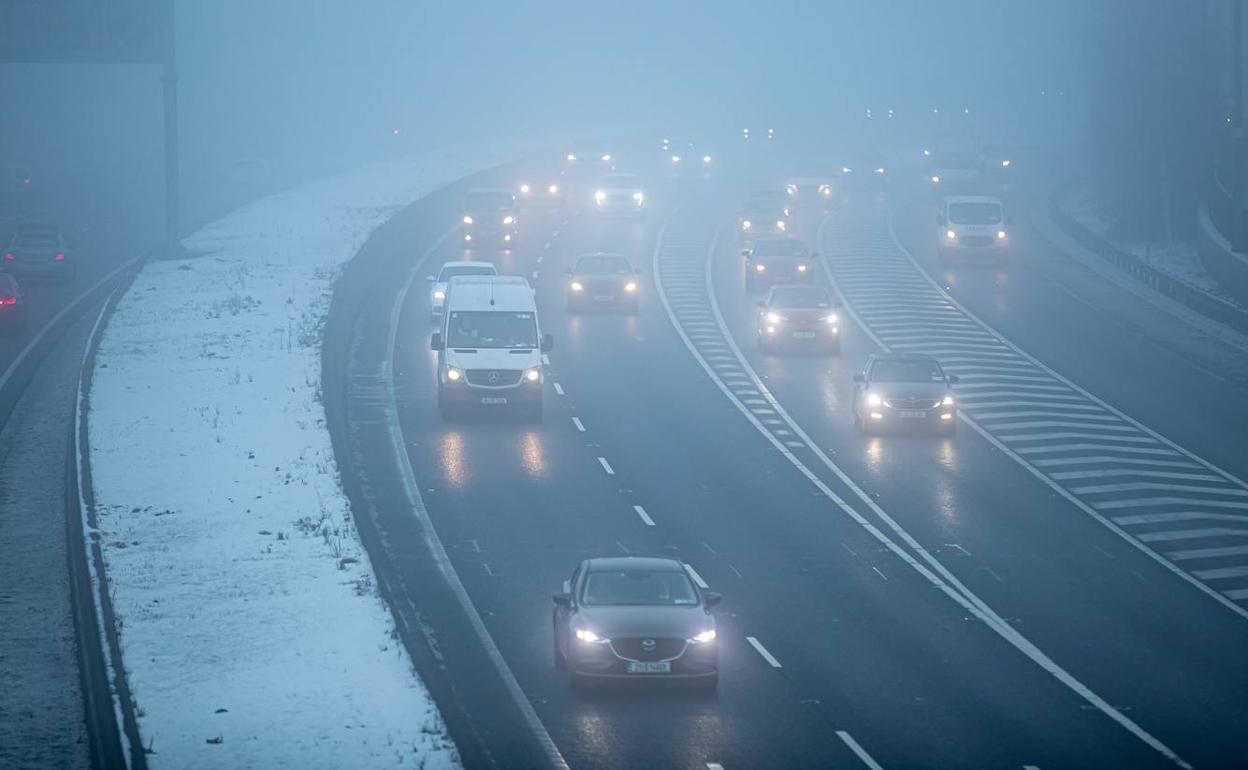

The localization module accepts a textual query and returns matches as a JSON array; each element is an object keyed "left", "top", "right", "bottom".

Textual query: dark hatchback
[
  {"left": 744, "top": 236, "right": 812, "bottom": 290},
  {"left": 566, "top": 253, "right": 640, "bottom": 313},
  {"left": 553, "top": 556, "right": 720, "bottom": 688}
]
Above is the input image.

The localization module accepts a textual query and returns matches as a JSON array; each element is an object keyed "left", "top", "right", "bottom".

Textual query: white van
[
  {"left": 937, "top": 195, "right": 1011, "bottom": 266},
  {"left": 430, "top": 275, "right": 553, "bottom": 420}
]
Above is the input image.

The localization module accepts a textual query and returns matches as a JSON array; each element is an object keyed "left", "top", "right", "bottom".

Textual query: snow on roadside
[{"left": 88, "top": 146, "right": 519, "bottom": 769}]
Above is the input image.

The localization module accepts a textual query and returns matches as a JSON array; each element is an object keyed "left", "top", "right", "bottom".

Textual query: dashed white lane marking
[
  {"left": 746, "top": 636, "right": 782, "bottom": 668},
  {"left": 597, "top": 456, "right": 615, "bottom": 475},
  {"left": 633, "top": 505, "right": 655, "bottom": 526},
  {"left": 684, "top": 563, "right": 709, "bottom": 589},
  {"left": 837, "top": 731, "right": 884, "bottom": 770},
  {"left": 706, "top": 764, "right": 725, "bottom": 770},
  {"left": 544, "top": 242, "right": 552, "bottom": 250},
  {"left": 571, "top": 416, "right": 585, "bottom": 432},
  {"left": 531, "top": 270, "right": 539, "bottom": 279},
  {"left": 553, "top": 382, "right": 565, "bottom": 396},
  {"left": 537, "top": 254, "right": 544, "bottom": 263}
]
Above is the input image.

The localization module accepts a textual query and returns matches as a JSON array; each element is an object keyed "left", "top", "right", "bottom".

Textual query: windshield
[
  {"left": 437, "top": 265, "right": 496, "bottom": 281},
  {"left": 770, "top": 287, "right": 831, "bottom": 308},
  {"left": 466, "top": 192, "right": 513, "bottom": 211},
  {"left": 871, "top": 360, "right": 946, "bottom": 383},
  {"left": 446, "top": 311, "right": 538, "bottom": 349},
  {"left": 948, "top": 202, "right": 1003, "bottom": 225},
  {"left": 753, "top": 239, "right": 804, "bottom": 258},
  {"left": 582, "top": 569, "right": 700, "bottom": 606},
  {"left": 575, "top": 256, "right": 632, "bottom": 274},
  {"left": 604, "top": 174, "right": 641, "bottom": 188}
]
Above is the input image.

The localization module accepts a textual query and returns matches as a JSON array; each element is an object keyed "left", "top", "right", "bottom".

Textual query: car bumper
[
  {"left": 568, "top": 642, "right": 719, "bottom": 679},
  {"left": 568, "top": 289, "right": 639, "bottom": 309},
  {"left": 940, "top": 241, "right": 1008, "bottom": 262},
  {"left": 863, "top": 407, "right": 957, "bottom": 432},
  {"left": 761, "top": 327, "right": 839, "bottom": 348},
  {"left": 440, "top": 382, "right": 541, "bottom": 409}
]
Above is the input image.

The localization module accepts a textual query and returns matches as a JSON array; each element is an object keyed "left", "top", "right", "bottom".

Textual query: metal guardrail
[{"left": 1049, "top": 182, "right": 1248, "bottom": 335}]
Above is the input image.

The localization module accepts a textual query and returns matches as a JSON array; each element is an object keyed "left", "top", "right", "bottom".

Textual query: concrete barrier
[{"left": 1197, "top": 204, "right": 1248, "bottom": 308}]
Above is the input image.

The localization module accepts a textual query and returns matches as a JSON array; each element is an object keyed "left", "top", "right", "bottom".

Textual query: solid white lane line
[
  {"left": 685, "top": 564, "right": 709, "bottom": 589},
  {"left": 746, "top": 636, "right": 782, "bottom": 668},
  {"left": 633, "top": 505, "right": 655, "bottom": 526},
  {"left": 836, "top": 731, "right": 884, "bottom": 770},
  {"left": 571, "top": 417, "right": 585, "bottom": 432},
  {"left": 553, "top": 382, "right": 565, "bottom": 396},
  {"left": 597, "top": 457, "right": 614, "bottom": 475}
]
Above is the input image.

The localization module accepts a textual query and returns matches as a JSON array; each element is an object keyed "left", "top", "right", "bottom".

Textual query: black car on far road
[
  {"left": 566, "top": 253, "right": 641, "bottom": 313},
  {"left": 852, "top": 353, "right": 959, "bottom": 436},
  {"left": 553, "top": 556, "right": 721, "bottom": 689},
  {"left": 744, "top": 236, "right": 812, "bottom": 290},
  {"left": 757, "top": 285, "right": 841, "bottom": 353}
]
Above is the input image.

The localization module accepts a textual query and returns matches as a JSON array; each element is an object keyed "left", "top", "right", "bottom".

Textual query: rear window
[
  {"left": 871, "top": 359, "right": 946, "bottom": 383},
  {"left": 574, "top": 256, "right": 632, "bottom": 274},
  {"left": 770, "top": 287, "right": 831, "bottom": 308}
]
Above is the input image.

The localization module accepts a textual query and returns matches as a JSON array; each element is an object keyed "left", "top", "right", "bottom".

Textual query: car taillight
[
  {"left": 55, "top": 252, "right": 65, "bottom": 261},
  {"left": 0, "top": 296, "right": 16, "bottom": 306},
  {"left": 3, "top": 253, "right": 13, "bottom": 261}
]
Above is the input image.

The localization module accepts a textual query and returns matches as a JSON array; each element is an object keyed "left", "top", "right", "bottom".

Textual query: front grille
[
  {"left": 610, "top": 637, "right": 686, "bottom": 661},
  {"left": 960, "top": 236, "right": 994, "bottom": 248},
  {"left": 885, "top": 396, "right": 941, "bottom": 409},
  {"left": 464, "top": 369, "right": 523, "bottom": 387}
]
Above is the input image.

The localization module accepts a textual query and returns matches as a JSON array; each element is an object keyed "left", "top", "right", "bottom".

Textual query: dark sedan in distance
[
  {"left": 852, "top": 353, "right": 959, "bottom": 435},
  {"left": 744, "top": 236, "right": 812, "bottom": 290},
  {"left": 553, "top": 556, "right": 720, "bottom": 688},
  {"left": 566, "top": 253, "right": 640, "bottom": 313},
  {"left": 757, "top": 285, "right": 841, "bottom": 353}
]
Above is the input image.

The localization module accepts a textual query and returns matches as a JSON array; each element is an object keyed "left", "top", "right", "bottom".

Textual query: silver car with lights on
[
  {"left": 852, "top": 353, "right": 959, "bottom": 436},
  {"left": 552, "top": 556, "right": 721, "bottom": 689}
]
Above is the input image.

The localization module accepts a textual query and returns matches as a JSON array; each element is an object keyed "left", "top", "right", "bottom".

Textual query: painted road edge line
[
  {"left": 633, "top": 505, "right": 656, "bottom": 526},
  {"left": 837, "top": 731, "right": 884, "bottom": 770}
]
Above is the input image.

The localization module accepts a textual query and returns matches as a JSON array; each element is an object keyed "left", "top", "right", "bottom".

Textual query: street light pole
[{"left": 161, "top": 0, "right": 181, "bottom": 258}]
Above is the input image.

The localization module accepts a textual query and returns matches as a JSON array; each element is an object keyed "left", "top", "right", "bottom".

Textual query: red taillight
[
  {"left": 3, "top": 253, "right": 13, "bottom": 261},
  {"left": 55, "top": 252, "right": 65, "bottom": 261},
  {"left": 0, "top": 297, "right": 16, "bottom": 306}
]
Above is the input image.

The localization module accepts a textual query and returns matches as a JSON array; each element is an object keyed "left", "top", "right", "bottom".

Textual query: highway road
[{"left": 333, "top": 151, "right": 1248, "bottom": 769}]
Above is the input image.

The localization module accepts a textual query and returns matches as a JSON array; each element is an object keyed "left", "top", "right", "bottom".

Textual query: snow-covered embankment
[{"left": 88, "top": 149, "right": 513, "bottom": 768}]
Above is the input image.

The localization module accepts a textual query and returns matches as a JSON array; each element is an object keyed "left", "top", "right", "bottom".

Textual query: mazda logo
[
  {"left": 487, "top": 371, "right": 499, "bottom": 384},
  {"left": 641, "top": 639, "right": 656, "bottom": 651}
]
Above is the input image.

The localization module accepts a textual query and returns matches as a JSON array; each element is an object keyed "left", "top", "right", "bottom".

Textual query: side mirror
[
  {"left": 948, "top": 374, "right": 960, "bottom": 384},
  {"left": 425, "top": 275, "right": 436, "bottom": 282},
  {"left": 430, "top": 332, "right": 444, "bottom": 351},
  {"left": 552, "top": 592, "right": 572, "bottom": 607},
  {"left": 541, "top": 333, "right": 554, "bottom": 353},
  {"left": 936, "top": 214, "right": 946, "bottom": 226},
  {"left": 703, "top": 591, "right": 722, "bottom": 608},
  {"left": 852, "top": 373, "right": 866, "bottom": 383}
]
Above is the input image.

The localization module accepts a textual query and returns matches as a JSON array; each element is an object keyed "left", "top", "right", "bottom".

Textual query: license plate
[
  {"left": 899, "top": 410, "right": 926, "bottom": 419},
  {"left": 626, "top": 661, "right": 671, "bottom": 674},
  {"left": 594, "top": 295, "right": 615, "bottom": 302},
  {"left": 792, "top": 331, "right": 816, "bottom": 339},
  {"left": 480, "top": 397, "right": 507, "bottom": 405}
]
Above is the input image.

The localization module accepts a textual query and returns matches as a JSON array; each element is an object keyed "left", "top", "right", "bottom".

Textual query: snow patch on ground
[
  {"left": 1062, "top": 182, "right": 1244, "bottom": 307},
  {"left": 88, "top": 147, "right": 517, "bottom": 769}
]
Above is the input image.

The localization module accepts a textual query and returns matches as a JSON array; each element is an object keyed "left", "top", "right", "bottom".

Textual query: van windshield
[
  {"left": 447, "top": 311, "right": 538, "bottom": 349},
  {"left": 948, "top": 202, "right": 1003, "bottom": 225}
]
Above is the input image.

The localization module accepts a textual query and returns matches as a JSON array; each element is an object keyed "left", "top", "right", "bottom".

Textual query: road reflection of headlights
[
  {"left": 867, "top": 392, "right": 882, "bottom": 407},
  {"left": 433, "top": 290, "right": 446, "bottom": 300},
  {"left": 570, "top": 281, "right": 584, "bottom": 292},
  {"left": 463, "top": 215, "right": 473, "bottom": 224},
  {"left": 997, "top": 230, "right": 1007, "bottom": 240},
  {"left": 942, "top": 395, "right": 955, "bottom": 406},
  {"left": 689, "top": 629, "right": 716, "bottom": 644},
  {"left": 671, "top": 154, "right": 682, "bottom": 164},
  {"left": 575, "top": 628, "right": 608, "bottom": 643},
  {"left": 445, "top": 367, "right": 462, "bottom": 382},
  {"left": 624, "top": 281, "right": 637, "bottom": 292},
  {"left": 525, "top": 367, "right": 541, "bottom": 382}
]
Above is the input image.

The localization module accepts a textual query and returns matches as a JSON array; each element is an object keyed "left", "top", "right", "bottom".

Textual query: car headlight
[
  {"left": 819, "top": 185, "right": 831, "bottom": 196},
  {"left": 601, "top": 153, "right": 612, "bottom": 162},
  {"left": 548, "top": 184, "right": 559, "bottom": 194},
  {"left": 624, "top": 281, "right": 638, "bottom": 292},
  {"left": 702, "top": 155, "right": 712, "bottom": 164},
  {"left": 503, "top": 215, "right": 515, "bottom": 225},
  {"left": 931, "top": 175, "right": 941, "bottom": 184},
  {"left": 825, "top": 313, "right": 838, "bottom": 324},
  {"left": 755, "top": 263, "right": 766, "bottom": 272},
  {"left": 566, "top": 153, "right": 577, "bottom": 161},
  {"left": 671, "top": 154, "right": 682, "bottom": 164},
  {"left": 570, "top": 281, "right": 584, "bottom": 292},
  {"left": 942, "top": 395, "right": 955, "bottom": 406},
  {"left": 776, "top": 220, "right": 786, "bottom": 230},
  {"left": 433, "top": 289, "right": 446, "bottom": 300},
  {"left": 797, "top": 263, "right": 808, "bottom": 272},
  {"left": 874, "top": 167, "right": 885, "bottom": 175},
  {"left": 997, "top": 230, "right": 1007, "bottom": 240},
  {"left": 525, "top": 367, "right": 541, "bottom": 382},
  {"left": 575, "top": 628, "right": 608, "bottom": 643},
  {"left": 445, "top": 367, "right": 462, "bottom": 382},
  {"left": 594, "top": 190, "right": 606, "bottom": 203},
  {"left": 787, "top": 184, "right": 798, "bottom": 195},
  {"left": 867, "top": 392, "right": 882, "bottom": 407},
  {"left": 841, "top": 166, "right": 852, "bottom": 174},
  {"left": 1001, "top": 159, "right": 1011, "bottom": 168},
  {"left": 766, "top": 312, "right": 785, "bottom": 323},
  {"left": 689, "top": 629, "right": 716, "bottom": 644},
  {"left": 463, "top": 215, "right": 473, "bottom": 224},
  {"left": 742, "top": 220, "right": 752, "bottom": 230},
  {"left": 519, "top": 184, "right": 531, "bottom": 194},
  {"left": 946, "top": 229, "right": 957, "bottom": 240},
  {"left": 633, "top": 191, "right": 645, "bottom": 202}
]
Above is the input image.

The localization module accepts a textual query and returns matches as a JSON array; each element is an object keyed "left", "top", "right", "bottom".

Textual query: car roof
[
  {"left": 444, "top": 275, "right": 534, "bottom": 312},
  {"left": 585, "top": 556, "right": 685, "bottom": 573},
  {"left": 944, "top": 195, "right": 1002, "bottom": 205},
  {"left": 439, "top": 260, "right": 495, "bottom": 270}
]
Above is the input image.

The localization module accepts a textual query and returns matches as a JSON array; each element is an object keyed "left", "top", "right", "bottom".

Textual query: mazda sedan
[{"left": 552, "top": 556, "right": 720, "bottom": 688}]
